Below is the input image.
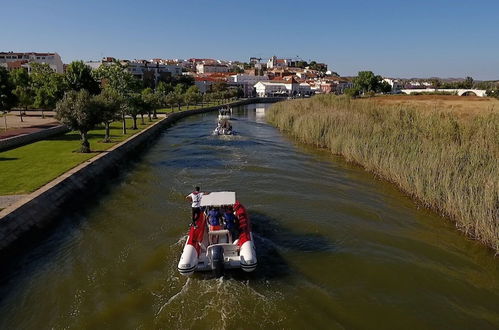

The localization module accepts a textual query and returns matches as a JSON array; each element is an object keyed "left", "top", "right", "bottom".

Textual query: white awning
[{"left": 200, "top": 191, "right": 236, "bottom": 206}]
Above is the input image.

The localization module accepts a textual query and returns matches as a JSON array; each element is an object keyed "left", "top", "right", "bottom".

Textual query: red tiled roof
[{"left": 6, "top": 60, "right": 29, "bottom": 68}]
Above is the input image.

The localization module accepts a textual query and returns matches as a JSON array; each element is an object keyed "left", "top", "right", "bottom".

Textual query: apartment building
[{"left": 0, "top": 51, "right": 64, "bottom": 73}]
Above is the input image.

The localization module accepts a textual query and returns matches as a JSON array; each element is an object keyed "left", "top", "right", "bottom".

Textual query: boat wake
[{"left": 153, "top": 275, "right": 285, "bottom": 329}]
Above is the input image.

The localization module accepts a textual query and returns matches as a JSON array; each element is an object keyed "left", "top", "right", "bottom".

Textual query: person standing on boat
[{"left": 186, "top": 186, "right": 208, "bottom": 227}]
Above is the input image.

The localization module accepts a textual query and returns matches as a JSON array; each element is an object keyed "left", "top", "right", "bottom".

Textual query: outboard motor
[{"left": 211, "top": 245, "right": 224, "bottom": 277}]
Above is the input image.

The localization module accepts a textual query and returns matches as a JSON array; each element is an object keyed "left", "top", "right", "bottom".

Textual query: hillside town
[{"left": 3, "top": 51, "right": 491, "bottom": 100}]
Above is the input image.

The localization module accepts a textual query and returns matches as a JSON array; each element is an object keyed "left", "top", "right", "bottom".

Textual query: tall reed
[{"left": 267, "top": 95, "right": 499, "bottom": 252}]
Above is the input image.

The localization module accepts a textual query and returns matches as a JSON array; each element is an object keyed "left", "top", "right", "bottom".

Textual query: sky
[{"left": 1, "top": 0, "right": 498, "bottom": 80}]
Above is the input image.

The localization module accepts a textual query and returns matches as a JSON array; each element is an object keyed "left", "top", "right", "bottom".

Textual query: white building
[
  {"left": 254, "top": 77, "right": 312, "bottom": 97},
  {"left": 267, "top": 56, "right": 292, "bottom": 69},
  {"left": 227, "top": 74, "right": 269, "bottom": 97},
  {"left": 227, "top": 74, "right": 269, "bottom": 84},
  {"left": 194, "top": 77, "right": 215, "bottom": 93},
  {"left": 298, "top": 83, "right": 312, "bottom": 95},
  {"left": 0, "top": 51, "right": 64, "bottom": 73},
  {"left": 85, "top": 58, "right": 182, "bottom": 84},
  {"left": 383, "top": 78, "right": 403, "bottom": 91},
  {"left": 127, "top": 61, "right": 182, "bottom": 81},
  {"left": 196, "top": 63, "right": 229, "bottom": 74}
]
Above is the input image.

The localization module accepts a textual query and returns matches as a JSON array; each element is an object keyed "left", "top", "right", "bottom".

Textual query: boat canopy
[{"left": 200, "top": 191, "right": 236, "bottom": 206}]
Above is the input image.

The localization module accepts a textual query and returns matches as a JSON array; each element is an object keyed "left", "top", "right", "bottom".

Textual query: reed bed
[{"left": 267, "top": 95, "right": 499, "bottom": 252}]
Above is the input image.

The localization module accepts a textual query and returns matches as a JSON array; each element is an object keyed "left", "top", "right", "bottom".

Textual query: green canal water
[{"left": 0, "top": 103, "right": 498, "bottom": 329}]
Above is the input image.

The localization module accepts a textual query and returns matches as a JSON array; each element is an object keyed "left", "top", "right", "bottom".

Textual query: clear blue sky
[{"left": 1, "top": 0, "right": 498, "bottom": 80}]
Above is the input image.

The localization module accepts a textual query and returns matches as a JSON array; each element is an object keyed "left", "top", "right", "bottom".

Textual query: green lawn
[
  {"left": 0, "top": 99, "right": 243, "bottom": 196},
  {"left": 0, "top": 118, "right": 158, "bottom": 195}
]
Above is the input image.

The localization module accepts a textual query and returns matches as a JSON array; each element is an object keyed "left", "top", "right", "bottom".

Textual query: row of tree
[{"left": 0, "top": 61, "right": 241, "bottom": 152}]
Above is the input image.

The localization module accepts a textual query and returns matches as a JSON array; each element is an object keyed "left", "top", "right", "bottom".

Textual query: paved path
[
  {"left": 0, "top": 123, "right": 61, "bottom": 139},
  {"left": 0, "top": 194, "right": 28, "bottom": 209},
  {"left": 1, "top": 111, "right": 58, "bottom": 140}
]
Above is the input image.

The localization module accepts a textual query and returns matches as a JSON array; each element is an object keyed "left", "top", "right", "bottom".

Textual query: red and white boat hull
[{"left": 177, "top": 199, "right": 257, "bottom": 276}]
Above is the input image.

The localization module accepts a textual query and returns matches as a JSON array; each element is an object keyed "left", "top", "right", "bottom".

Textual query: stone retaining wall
[
  {"left": 0, "top": 125, "right": 69, "bottom": 151},
  {"left": 0, "top": 98, "right": 281, "bottom": 253}
]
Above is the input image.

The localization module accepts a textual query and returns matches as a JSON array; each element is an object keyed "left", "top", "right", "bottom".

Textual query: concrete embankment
[{"left": 0, "top": 98, "right": 281, "bottom": 253}]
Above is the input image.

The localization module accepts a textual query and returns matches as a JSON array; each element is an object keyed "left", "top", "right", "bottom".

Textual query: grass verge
[
  {"left": 267, "top": 95, "right": 499, "bottom": 252},
  {"left": 0, "top": 118, "right": 158, "bottom": 195}
]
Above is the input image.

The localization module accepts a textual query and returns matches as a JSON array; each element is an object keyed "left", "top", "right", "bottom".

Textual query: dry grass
[
  {"left": 370, "top": 95, "right": 499, "bottom": 118},
  {"left": 267, "top": 95, "right": 499, "bottom": 252}
]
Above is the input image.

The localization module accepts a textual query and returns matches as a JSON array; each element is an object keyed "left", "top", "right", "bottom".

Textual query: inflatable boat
[
  {"left": 178, "top": 192, "right": 257, "bottom": 276},
  {"left": 213, "top": 108, "right": 233, "bottom": 135}
]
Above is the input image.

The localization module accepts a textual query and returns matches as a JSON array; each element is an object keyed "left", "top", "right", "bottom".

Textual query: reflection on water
[
  {"left": 0, "top": 103, "right": 498, "bottom": 329},
  {"left": 255, "top": 106, "right": 266, "bottom": 123}
]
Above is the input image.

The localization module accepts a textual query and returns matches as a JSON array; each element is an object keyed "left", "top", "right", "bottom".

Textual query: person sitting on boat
[
  {"left": 186, "top": 186, "right": 208, "bottom": 228},
  {"left": 207, "top": 207, "right": 223, "bottom": 231},
  {"left": 223, "top": 206, "right": 239, "bottom": 242}
]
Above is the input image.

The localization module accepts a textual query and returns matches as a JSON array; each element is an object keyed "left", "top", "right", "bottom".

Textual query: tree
[
  {"left": 229, "top": 87, "right": 244, "bottom": 99},
  {"left": 344, "top": 87, "right": 361, "bottom": 98},
  {"left": 430, "top": 78, "right": 442, "bottom": 88},
  {"left": 173, "top": 84, "right": 185, "bottom": 111},
  {"left": 212, "top": 81, "right": 228, "bottom": 93},
  {"left": 463, "top": 76, "right": 474, "bottom": 89},
  {"left": 0, "top": 67, "right": 16, "bottom": 115},
  {"left": 164, "top": 92, "right": 177, "bottom": 112},
  {"left": 486, "top": 87, "right": 499, "bottom": 99},
  {"left": 64, "top": 61, "right": 100, "bottom": 95},
  {"left": 141, "top": 88, "right": 156, "bottom": 122},
  {"left": 31, "top": 63, "right": 67, "bottom": 117},
  {"left": 125, "top": 93, "right": 143, "bottom": 129},
  {"left": 94, "top": 89, "right": 122, "bottom": 142},
  {"left": 55, "top": 90, "right": 100, "bottom": 153},
  {"left": 352, "top": 71, "right": 389, "bottom": 95},
  {"left": 378, "top": 80, "right": 392, "bottom": 94},
  {"left": 10, "top": 68, "right": 33, "bottom": 122},
  {"left": 203, "top": 92, "right": 213, "bottom": 105},
  {"left": 353, "top": 71, "right": 377, "bottom": 95},
  {"left": 151, "top": 88, "right": 165, "bottom": 119},
  {"left": 308, "top": 61, "right": 328, "bottom": 73},
  {"left": 184, "top": 85, "right": 201, "bottom": 109},
  {"left": 156, "top": 80, "right": 173, "bottom": 95},
  {"left": 95, "top": 62, "right": 140, "bottom": 134}
]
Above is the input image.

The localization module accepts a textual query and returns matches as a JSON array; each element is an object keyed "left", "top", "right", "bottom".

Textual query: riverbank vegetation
[
  {"left": 267, "top": 95, "right": 499, "bottom": 252},
  {"left": 1, "top": 62, "right": 242, "bottom": 150},
  {"left": 0, "top": 97, "right": 244, "bottom": 196},
  {"left": 0, "top": 118, "right": 157, "bottom": 195}
]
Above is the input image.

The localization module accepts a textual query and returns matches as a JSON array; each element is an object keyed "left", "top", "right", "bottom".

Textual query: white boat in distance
[{"left": 213, "top": 108, "right": 233, "bottom": 135}]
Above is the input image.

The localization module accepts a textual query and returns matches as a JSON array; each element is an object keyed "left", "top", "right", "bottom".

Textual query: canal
[{"left": 0, "top": 103, "right": 498, "bottom": 329}]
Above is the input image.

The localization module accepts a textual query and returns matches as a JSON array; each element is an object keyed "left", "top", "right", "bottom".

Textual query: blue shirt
[
  {"left": 208, "top": 209, "right": 220, "bottom": 226},
  {"left": 223, "top": 212, "right": 236, "bottom": 229}
]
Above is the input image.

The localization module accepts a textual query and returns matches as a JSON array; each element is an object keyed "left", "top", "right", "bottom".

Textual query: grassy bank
[
  {"left": 0, "top": 118, "right": 158, "bottom": 195},
  {"left": 267, "top": 95, "right": 499, "bottom": 252},
  {"left": 0, "top": 99, "right": 244, "bottom": 196}
]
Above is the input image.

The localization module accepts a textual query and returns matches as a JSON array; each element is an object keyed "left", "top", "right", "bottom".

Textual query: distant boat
[{"left": 213, "top": 108, "right": 233, "bottom": 135}]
